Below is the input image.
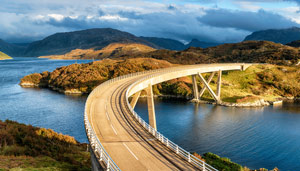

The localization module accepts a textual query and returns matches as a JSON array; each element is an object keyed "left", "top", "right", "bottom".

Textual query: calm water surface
[{"left": 1, "top": 58, "right": 300, "bottom": 170}]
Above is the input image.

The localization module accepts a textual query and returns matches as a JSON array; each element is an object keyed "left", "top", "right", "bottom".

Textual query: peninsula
[{"left": 20, "top": 58, "right": 300, "bottom": 105}]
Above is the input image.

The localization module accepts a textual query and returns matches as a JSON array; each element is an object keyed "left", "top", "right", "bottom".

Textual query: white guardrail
[{"left": 84, "top": 66, "right": 218, "bottom": 171}]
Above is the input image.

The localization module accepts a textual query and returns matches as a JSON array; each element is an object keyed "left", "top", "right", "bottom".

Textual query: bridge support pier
[
  {"left": 130, "top": 91, "right": 141, "bottom": 109},
  {"left": 199, "top": 72, "right": 215, "bottom": 98},
  {"left": 198, "top": 72, "right": 222, "bottom": 103},
  {"left": 217, "top": 70, "right": 222, "bottom": 99},
  {"left": 146, "top": 84, "right": 157, "bottom": 130},
  {"left": 192, "top": 75, "right": 199, "bottom": 101}
]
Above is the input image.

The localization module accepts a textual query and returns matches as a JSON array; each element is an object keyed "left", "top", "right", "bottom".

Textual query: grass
[
  {"left": 0, "top": 156, "right": 79, "bottom": 171},
  {"left": 198, "top": 64, "right": 300, "bottom": 103},
  {"left": 0, "top": 120, "right": 91, "bottom": 171}
]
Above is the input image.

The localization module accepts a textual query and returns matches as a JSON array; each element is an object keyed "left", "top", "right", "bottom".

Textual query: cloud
[
  {"left": 198, "top": 8, "right": 299, "bottom": 32},
  {"left": 0, "top": 0, "right": 299, "bottom": 43}
]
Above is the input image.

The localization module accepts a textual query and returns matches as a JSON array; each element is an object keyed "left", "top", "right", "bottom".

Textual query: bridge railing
[
  {"left": 125, "top": 69, "right": 218, "bottom": 171},
  {"left": 84, "top": 67, "right": 173, "bottom": 170},
  {"left": 85, "top": 65, "right": 220, "bottom": 170}
]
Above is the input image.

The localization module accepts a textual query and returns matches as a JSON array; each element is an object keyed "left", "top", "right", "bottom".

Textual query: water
[
  {"left": 1, "top": 58, "right": 300, "bottom": 170},
  {"left": 0, "top": 57, "right": 92, "bottom": 142},
  {"left": 135, "top": 98, "right": 300, "bottom": 170}
]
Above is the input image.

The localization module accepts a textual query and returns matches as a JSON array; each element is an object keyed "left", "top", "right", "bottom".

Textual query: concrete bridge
[{"left": 84, "top": 63, "right": 251, "bottom": 171}]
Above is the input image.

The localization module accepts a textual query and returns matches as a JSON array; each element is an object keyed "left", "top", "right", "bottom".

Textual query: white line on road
[
  {"left": 123, "top": 143, "right": 139, "bottom": 160},
  {"left": 106, "top": 111, "right": 110, "bottom": 121},
  {"left": 111, "top": 124, "right": 118, "bottom": 135}
]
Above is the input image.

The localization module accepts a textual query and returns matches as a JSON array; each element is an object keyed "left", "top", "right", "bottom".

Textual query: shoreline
[{"left": 20, "top": 82, "right": 299, "bottom": 107}]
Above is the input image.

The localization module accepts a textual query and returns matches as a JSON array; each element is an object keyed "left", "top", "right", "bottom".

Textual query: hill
[
  {"left": 124, "top": 41, "right": 300, "bottom": 65},
  {"left": 0, "top": 39, "right": 26, "bottom": 57},
  {"left": 39, "top": 43, "right": 156, "bottom": 59},
  {"left": 0, "top": 120, "right": 90, "bottom": 170},
  {"left": 244, "top": 27, "right": 300, "bottom": 44},
  {"left": 23, "top": 28, "right": 158, "bottom": 57},
  {"left": 186, "top": 39, "right": 221, "bottom": 48},
  {"left": 20, "top": 58, "right": 300, "bottom": 102},
  {"left": 140, "top": 36, "right": 186, "bottom": 50},
  {"left": 0, "top": 51, "right": 12, "bottom": 60},
  {"left": 20, "top": 58, "right": 176, "bottom": 94},
  {"left": 286, "top": 40, "right": 300, "bottom": 47}
]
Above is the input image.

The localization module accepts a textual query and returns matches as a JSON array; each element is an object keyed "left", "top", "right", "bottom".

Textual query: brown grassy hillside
[
  {"left": 20, "top": 58, "right": 176, "bottom": 94},
  {"left": 39, "top": 43, "right": 156, "bottom": 59},
  {"left": 121, "top": 41, "right": 300, "bottom": 65},
  {"left": 0, "top": 120, "right": 90, "bottom": 170}
]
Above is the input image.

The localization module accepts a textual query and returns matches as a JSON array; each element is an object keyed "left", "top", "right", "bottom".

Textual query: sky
[{"left": 1, "top": 0, "right": 300, "bottom": 43}]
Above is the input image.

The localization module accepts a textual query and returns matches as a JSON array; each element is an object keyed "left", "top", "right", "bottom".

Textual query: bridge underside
[{"left": 130, "top": 69, "right": 228, "bottom": 130}]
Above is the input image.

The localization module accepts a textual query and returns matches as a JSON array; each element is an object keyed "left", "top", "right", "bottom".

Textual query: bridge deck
[
  {"left": 86, "top": 63, "right": 251, "bottom": 171},
  {"left": 89, "top": 75, "right": 199, "bottom": 170}
]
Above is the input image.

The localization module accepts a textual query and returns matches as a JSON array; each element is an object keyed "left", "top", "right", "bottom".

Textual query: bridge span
[{"left": 84, "top": 63, "right": 251, "bottom": 171}]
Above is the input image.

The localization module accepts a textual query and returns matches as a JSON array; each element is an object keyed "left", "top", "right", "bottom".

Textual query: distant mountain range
[
  {"left": 244, "top": 27, "right": 300, "bottom": 44},
  {"left": 2, "top": 27, "right": 300, "bottom": 57},
  {"left": 0, "top": 28, "right": 220, "bottom": 57},
  {"left": 0, "top": 39, "right": 26, "bottom": 57}
]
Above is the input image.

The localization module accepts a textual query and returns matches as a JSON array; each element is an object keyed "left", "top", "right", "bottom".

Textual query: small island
[{"left": 0, "top": 51, "right": 12, "bottom": 60}]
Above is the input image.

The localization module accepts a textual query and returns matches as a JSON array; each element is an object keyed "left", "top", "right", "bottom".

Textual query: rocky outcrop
[{"left": 220, "top": 99, "right": 270, "bottom": 107}]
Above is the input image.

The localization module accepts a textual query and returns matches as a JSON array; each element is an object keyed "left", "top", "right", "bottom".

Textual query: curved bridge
[{"left": 84, "top": 63, "right": 251, "bottom": 171}]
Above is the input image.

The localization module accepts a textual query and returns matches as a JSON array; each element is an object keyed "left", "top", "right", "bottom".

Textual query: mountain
[
  {"left": 286, "top": 40, "right": 300, "bottom": 47},
  {"left": 39, "top": 43, "right": 156, "bottom": 59},
  {"left": 140, "top": 37, "right": 186, "bottom": 50},
  {"left": 0, "top": 51, "right": 12, "bottom": 60},
  {"left": 244, "top": 27, "right": 300, "bottom": 44},
  {"left": 0, "top": 39, "right": 26, "bottom": 57},
  {"left": 185, "top": 39, "right": 221, "bottom": 48},
  {"left": 122, "top": 41, "right": 300, "bottom": 65},
  {"left": 23, "top": 28, "right": 158, "bottom": 57}
]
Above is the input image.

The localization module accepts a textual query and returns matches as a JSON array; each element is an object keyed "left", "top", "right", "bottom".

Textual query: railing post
[
  {"left": 203, "top": 162, "right": 206, "bottom": 171},
  {"left": 100, "top": 148, "right": 103, "bottom": 161},
  {"left": 176, "top": 145, "right": 179, "bottom": 154},
  {"left": 107, "top": 158, "right": 110, "bottom": 171},
  {"left": 166, "top": 139, "right": 169, "bottom": 147},
  {"left": 188, "top": 153, "right": 191, "bottom": 162}
]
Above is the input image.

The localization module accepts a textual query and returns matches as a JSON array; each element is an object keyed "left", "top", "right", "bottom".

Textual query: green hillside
[{"left": 0, "top": 51, "right": 12, "bottom": 60}]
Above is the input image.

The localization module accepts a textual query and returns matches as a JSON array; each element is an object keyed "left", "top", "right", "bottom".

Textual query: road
[{"left": 86, "top": 63, "right": 251, "bottom": 171}]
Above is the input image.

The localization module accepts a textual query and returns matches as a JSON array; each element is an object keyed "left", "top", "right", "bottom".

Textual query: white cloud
[
  {"left": 99, "top": 15, "right": 128, "bottom": 21},
  {"left": 48, "top": 14, "right": 65, "bottom": 21},
  {"left": 0, "top": 0, "right": 299, "bottom": 43}
]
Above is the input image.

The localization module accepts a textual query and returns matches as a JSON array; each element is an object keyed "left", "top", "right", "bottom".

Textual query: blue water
[
  {"left": 0, "top": 57, "right": 91, "bottom": 142},
  {"left": 1, "top": 57, "right": 299, "bottom": 170},
  {"left": 135, "top": 99, "right": 300, "bottom": 171}
]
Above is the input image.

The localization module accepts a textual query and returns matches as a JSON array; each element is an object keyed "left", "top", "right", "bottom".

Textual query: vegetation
[
  {"left": 0, "top": 120, "right": 90, "bottom": 170},
  {"left": 20, "top": 58, "right": 300, "bottom": 102},
  {"left": 20, "top": 58, "right": 175, "bottom": 94},
  {"left": 193, "top": 152, "right": 279, "bottom": 171},
  {"left": 39, "top": 43, "right": 156, "bottom": 59},
  {"left": 121, "top": 41, "right": 300, "bottom": 65},
  {"left": 0, "top": 51, "right": 12, "bottom": 60}
]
